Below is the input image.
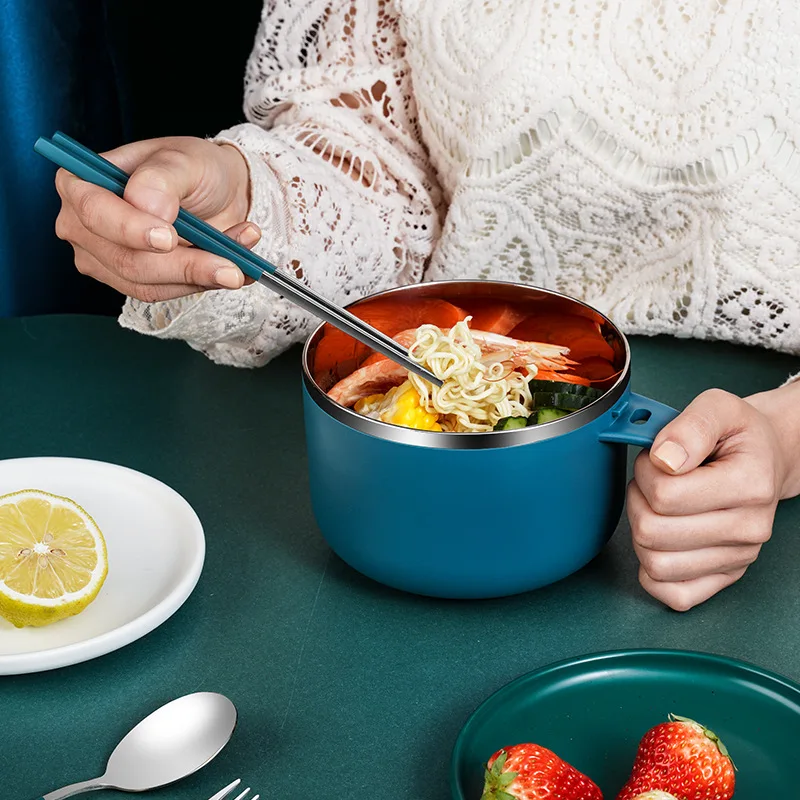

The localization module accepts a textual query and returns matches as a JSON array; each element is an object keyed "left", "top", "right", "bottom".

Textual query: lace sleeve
[{"left": 118, "top": 0, "right": 443, "bottom": 367}]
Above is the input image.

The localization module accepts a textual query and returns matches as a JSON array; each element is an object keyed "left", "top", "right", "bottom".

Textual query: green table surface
[{"left": 0, "top": 314, "right": 798, "bottom": 799}]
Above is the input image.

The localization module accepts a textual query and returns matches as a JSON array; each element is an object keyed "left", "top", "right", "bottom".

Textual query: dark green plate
[{"left": 450, "top": 649, "right": 800, "bottom": 799}]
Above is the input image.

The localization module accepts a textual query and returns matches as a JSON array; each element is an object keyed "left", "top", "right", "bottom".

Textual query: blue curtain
[
  {"left": 0, "top": 0, "right": 262, "bottom": 318},
  {"left": 0, "top": 0, "right": 125, "bottom": 317}
]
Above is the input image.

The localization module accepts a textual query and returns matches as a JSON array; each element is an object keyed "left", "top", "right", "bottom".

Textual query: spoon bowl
[{"left": 104, "top": 692, "right": 238, "bottom": 790}]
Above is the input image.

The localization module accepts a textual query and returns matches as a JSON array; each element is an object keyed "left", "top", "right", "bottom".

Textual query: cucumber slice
[
  {"left": 533, "top": 407, "right": 571, "bottom": 425},
  {"left": 493, "top": 415, "right": 529, "bottom": 431},
  {"left": 527, "top": 379, "right": 603, "bottom": 398},
  {"left": 532, "top": 392, "right": 595, "bottom": 410}
]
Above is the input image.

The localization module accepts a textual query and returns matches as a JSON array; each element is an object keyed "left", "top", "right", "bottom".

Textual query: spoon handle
[{"left": 38, "top": 778, "right": 108, "bottom": 800}]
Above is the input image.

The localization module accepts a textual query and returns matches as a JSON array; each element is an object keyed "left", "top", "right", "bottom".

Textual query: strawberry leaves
[{"left": 481, "top": 750, "right": 518, "bottom": 800}]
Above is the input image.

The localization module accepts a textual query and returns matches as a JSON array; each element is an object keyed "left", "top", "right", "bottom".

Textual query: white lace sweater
[{"left": 120, "top": 0, "right": 800, "bottom": 385}]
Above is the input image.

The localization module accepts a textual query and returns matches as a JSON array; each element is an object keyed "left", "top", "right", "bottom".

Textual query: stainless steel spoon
[{"left": 33, "top": 692, "right": 238, "bottom": 799}]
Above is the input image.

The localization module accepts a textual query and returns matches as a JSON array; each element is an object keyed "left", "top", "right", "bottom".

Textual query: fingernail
[
  {"left": 652, "top": 440, "right": 688, "bottom": 472},
  {"left": 237, "top": 223, "right": 261, "bottom": 248},
  {"left": 147, "top": 226, "right": 173, "bottom": 252},
  {"left": 214, "top": 266, "right": 244, "bottom": 289}
]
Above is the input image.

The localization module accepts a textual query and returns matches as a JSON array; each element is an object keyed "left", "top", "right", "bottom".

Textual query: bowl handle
[{"left": 597, "top": 392, "right": 679, "bottom": 447}]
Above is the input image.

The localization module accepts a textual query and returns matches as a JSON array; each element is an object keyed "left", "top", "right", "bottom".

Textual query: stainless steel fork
[{"left": 207, "top": 779, "right": 260, "bottom": 800}]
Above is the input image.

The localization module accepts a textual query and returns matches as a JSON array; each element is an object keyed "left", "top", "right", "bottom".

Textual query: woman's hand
[
  {"left": 54, "top": 136, "right": 260, "bottom": 302},
  {"left": 627, "top": 381, "right": 800, "bottom": 611}
]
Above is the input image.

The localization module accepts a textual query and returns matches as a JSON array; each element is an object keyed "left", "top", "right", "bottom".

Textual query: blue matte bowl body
[{"left": 302, "top": 385, "right": 632, "bottom": 599}]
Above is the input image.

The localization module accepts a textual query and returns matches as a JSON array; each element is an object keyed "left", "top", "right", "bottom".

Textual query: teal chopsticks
[{"left": 33, "top": 132, "right": 442, "bottom": 387}]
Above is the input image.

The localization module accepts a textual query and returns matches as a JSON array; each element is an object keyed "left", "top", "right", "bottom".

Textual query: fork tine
[
  {"left": 207, "top": 779, "right": 242, "bottom": 800},
  {"left": 233, "top": 790, "right": 252, "bottom": 800}
]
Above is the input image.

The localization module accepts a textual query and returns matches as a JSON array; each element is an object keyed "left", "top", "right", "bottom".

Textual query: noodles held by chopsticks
[{"left": 407, "top": 319, "right": 534, "bottom": 432}]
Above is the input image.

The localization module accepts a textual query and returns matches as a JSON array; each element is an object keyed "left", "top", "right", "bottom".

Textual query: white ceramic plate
[{"left": 0, "top": 457, "right": 205, "bottom": 674}]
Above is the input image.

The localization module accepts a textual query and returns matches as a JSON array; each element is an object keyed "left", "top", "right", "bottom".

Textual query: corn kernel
[{"left": 376, "top": 381, "right": 441, "bottom": 431}]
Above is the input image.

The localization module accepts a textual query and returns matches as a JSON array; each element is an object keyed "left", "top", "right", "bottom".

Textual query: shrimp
[
  {"left": 327, "top": 359, "right": 409, "bottom": 407},
  {"left": 460, "top": 328, "right": 576, "bottom": 373}
]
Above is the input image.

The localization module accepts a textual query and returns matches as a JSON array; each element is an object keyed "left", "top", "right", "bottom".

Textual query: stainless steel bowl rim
[{"left": 301, "top": 280, "right": 632, "bottom": 450}]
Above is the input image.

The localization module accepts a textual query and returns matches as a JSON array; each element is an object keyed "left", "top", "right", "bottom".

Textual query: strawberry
[
  {"left": 616, "top": 714, "right": 735, "bottom": 800},
  {"left": 481, "top": 742, "right": 603, "bottom": 800}
]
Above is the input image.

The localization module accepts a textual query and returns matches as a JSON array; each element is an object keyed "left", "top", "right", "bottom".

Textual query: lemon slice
[{"left": 0, "top": 489, "right": 108, "bottom": 628}]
